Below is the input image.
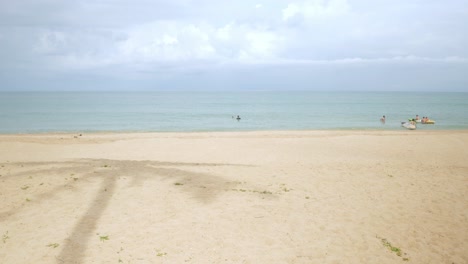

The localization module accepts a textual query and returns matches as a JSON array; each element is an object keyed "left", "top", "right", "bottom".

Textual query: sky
[{"left": 0, "top": 0, "right": 467, "bottom": 91}]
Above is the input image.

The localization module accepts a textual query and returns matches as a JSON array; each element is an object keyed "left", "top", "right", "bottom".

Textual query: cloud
[
  {"left": 118, "top": 22, "right": 217, "bottom": 62},
  {"left": 35, "top": 31, "right": 68, "bottom": 55},
  {"left": 2, "top": 0, "right": 468, "bottom": 91},
  {"left": 282, "top": 0, "right": 350, "bottom": 21},
  {"left": 222, "top": 55, "right": 468, "bottom": 67},
  {"left": 27, "top": 0, "right": 468, "bottom": 74},
  {"left": 32, "top": 20, "right": 285, "bottom": 70}
]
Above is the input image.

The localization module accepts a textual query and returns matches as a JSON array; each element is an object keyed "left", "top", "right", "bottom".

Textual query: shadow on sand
[{"left": 0, "top": 159, "right": 247, "bottom": 263}]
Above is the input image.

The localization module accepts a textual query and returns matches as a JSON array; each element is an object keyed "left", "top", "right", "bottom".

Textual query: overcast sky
[{"left": 1, "top": 0, "right": 467, "bottom": 91}]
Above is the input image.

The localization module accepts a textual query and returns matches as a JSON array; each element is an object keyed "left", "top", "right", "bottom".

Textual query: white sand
[{"left": 0, "top": 131, "right": 467, "bottom": 263}]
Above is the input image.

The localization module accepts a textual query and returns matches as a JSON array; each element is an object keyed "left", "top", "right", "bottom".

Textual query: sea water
[{"left": 0, "top": 91, "right": 467, "bottom": 133}]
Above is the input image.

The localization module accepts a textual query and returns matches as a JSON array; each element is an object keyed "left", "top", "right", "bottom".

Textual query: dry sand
[{"left": 0, "top": 131, "right": 467, "bottom": 264}]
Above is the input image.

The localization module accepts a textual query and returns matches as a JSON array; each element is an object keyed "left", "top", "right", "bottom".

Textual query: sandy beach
[{"left": 0, "top": 130, "right": 467, "bottom": 264}]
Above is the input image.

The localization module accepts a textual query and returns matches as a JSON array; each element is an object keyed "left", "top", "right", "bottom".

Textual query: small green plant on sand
[
  {"left": 99, "top": 235, "right": 109, "bottom": 242},
  {"left": 382, "top": 239, "right": 401, "bottom": 256},
  {"left": 379, "top": 237, "right": 409, "bottom": 261},
  {"left": 21, "top": 185, "right": 29, "bottom": 190},
  {"left": 174, "top": 182, "right": 184, "bottom": 186},
  {"left": 156, "top": 251, "right": 167, "bottom": 257},
  {"left": 231, "top": 189, "right": 273, "bottom": 195},
  {"left": 46, "top": 243, "right": 59, "bottom": 248}
]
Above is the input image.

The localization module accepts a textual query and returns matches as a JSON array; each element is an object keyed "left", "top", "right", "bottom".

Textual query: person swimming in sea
[{"left": 380, "top": 115, "right": 386, "bottom": 123}]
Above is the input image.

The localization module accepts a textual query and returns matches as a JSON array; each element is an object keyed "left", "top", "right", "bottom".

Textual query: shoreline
[
  {"left": 1, "top": 129, "right": 467, "bottom": 145},
  {"left": 1, "top": 128, "right": 468, "bottom": 136}
]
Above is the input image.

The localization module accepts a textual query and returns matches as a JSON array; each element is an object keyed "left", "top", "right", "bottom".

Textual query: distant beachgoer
[
  {"left": 236, "top": 115, "right": 241, "bottom": 121},
  {"left": 380, "top": 115, "right": 386, "bottom": 123},
  {"left": 415, "top": 115, "right": 420, "bottom": 120}
]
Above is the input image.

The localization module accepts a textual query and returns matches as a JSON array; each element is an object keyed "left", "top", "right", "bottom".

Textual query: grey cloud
[{"left": 0, "top": 0, "right": 467, "bottom": 91}]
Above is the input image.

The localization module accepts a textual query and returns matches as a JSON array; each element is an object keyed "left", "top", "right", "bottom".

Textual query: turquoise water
[{"left": 0, "top": 91, "right": 467, "bottom": 133}]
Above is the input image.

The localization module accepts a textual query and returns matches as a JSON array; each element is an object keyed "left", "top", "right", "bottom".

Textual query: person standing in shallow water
[
  {"left": 236, "top": 115, "right": 241, "bottom": 121},
  {"left": 380, "top": 115, "right": 386, "bottom": 123}
]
